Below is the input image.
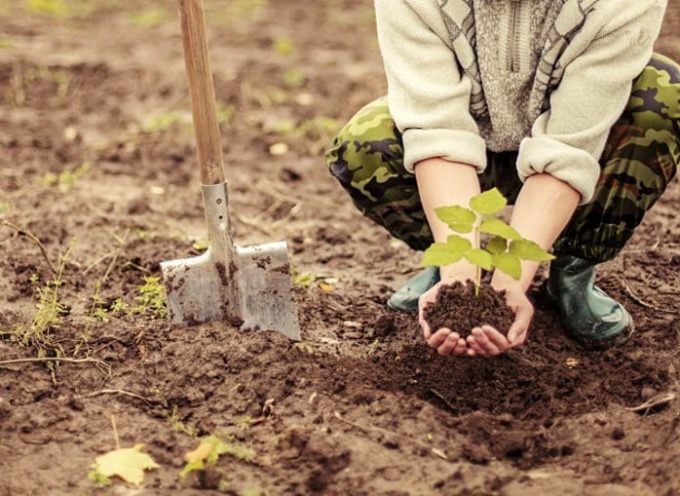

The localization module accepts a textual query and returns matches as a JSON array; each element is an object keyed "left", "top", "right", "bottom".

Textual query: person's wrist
[{"left": 491, "top": 272, "right": 526, "bottom": 293}]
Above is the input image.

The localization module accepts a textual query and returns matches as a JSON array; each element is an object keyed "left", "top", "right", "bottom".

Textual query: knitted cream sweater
[{"left": 375, "top": 0, "right": 667, "bottom": 204}]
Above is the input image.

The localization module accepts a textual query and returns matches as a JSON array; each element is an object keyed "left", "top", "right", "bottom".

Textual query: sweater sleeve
[
  {"left": 375, "top": 0, "right": 487, "bottom": 173},
  {"left": 517, "top": 0, "right": 667, "bottom": 205}
]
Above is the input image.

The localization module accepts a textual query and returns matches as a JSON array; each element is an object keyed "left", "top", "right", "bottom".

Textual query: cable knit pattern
[{"left": 374, "top": 0, "right": 667, "bottom": 204}]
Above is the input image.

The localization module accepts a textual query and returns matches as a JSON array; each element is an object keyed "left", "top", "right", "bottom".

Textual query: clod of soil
[{"left": 423, "top": 281, "right": 514, "bottom": 337}]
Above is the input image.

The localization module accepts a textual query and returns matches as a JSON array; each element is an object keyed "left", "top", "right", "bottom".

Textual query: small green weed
[
  {"left": 132, "top": 276, "right": 168, "bottom": 319},
  {"left": 41, "top": 161, "right": 91, "bottom": 192},
  {"left": 13, "top": 242, "right": 74, "bottom": 358},
  {"left": 168, "top": 407, "right": 199, "bottom": 437},
  {"left": 181, "top": 434, "right": 256, "bottom": 480},
  {"left": 273, "top": 36, "right": 295, "bottom": 56}
]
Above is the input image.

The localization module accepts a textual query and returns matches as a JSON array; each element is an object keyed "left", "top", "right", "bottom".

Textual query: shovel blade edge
[
  {"left": 237, "top": 241, "right": 301, "bottom": 341},
  {"left": 161, "top": 252, "right": 227, "bottom": 325}
]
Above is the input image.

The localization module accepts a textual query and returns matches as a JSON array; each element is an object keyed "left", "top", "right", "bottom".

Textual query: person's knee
[
  {"left": 325, "top": 97, "right": 403, "bottom": 190},
  {"left": 629, "top": 54, "right": 680, "bottom": 133}
]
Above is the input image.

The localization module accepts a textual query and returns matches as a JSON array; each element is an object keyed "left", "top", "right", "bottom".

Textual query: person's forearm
[
  {"left": 493, "top": 173, "right": 581, "bottom": 292},
  {"left": 414, "top": 157, "right": 481, "bottom": 282}
]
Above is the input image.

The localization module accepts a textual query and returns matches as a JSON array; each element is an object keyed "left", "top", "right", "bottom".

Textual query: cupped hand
[
  {"left": 418, "top": 281, "right": 468, "bottom": 356},
  {"left": 465, "top": 284, "right": 534, "bottom": 357}
]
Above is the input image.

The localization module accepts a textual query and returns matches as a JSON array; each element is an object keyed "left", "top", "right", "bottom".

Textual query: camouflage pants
[{"left": 326, "top": 54, "right": 680, "bottom": 263}]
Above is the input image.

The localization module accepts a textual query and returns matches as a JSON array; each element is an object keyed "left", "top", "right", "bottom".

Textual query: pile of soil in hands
[{"left": 423, "top": 281, "right": 514, "bottom": 337}]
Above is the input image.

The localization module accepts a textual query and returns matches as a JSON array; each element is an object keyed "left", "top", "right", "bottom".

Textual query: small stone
[{"left": 269, "top": 142, "right": 289, "bottom": 156}]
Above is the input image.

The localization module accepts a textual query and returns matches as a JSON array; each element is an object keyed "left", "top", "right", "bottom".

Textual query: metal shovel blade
[
  {"left": 160, "top": 183, "right": 301, "bottom": 341},
  {"left": 236, "top": 242, "right": 300, "bottom": 340}
]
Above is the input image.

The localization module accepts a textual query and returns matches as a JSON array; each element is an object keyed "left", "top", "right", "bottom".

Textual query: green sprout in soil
[
  {"left": 168, "top": 406, "right": 199, "bottom": 438},
  {"left": 13, "top": 241, "right": 74, "bottom": 358},
  {"left": 41, "top": 161, "right": 91, "bottom": 192},
  {"left": 421, "top": 188, "right": 554, "bottom": 294},
  {"left": 132, "top": 276, "right": 168, "bottom": 319},
  {"left": 180, "top": 434, "right": 257, "bottom": 480},
  {"left": 273, "top": 36, "right": 295, "bottom": 56}
]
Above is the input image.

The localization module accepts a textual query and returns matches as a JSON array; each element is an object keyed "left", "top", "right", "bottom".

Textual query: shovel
[{"left": 160, "top": 0, "right": 301, "bottom": 340}]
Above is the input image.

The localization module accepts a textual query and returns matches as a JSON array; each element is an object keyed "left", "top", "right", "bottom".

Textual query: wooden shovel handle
[{"left": 178, "top": 0, "right": 225, "bottom": 185}]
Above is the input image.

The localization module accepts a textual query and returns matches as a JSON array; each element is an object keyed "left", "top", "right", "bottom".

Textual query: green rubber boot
[
  {"left": 547, "top": 256, "right": 634, "bottom": 349},
  {"left": 387, "top": 267, "right": 440, "bottom": 312}
]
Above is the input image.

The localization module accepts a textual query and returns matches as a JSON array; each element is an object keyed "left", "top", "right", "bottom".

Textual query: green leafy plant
[
  {"left": 13, "top": 241, "right": 73, "bottom": 357},
  {"left": 132, "top": 276, "right": 168, "bottom": 319},
  {"left": 180, "top": 435, "right": 256, "bottom": 480},
  {"left": 40, "top": 161, "right": 91, "bottom": 192},
  {"left": 421, "top": 188, "right": 554, "bottom": 294}
]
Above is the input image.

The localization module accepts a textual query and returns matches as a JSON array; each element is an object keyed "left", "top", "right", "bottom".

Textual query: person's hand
[
  {"left": 418, "top": 281, "right": 468, "bottom": 356},
  {"left": 465, "top": 284, "right": 534, "bottom": 357}
]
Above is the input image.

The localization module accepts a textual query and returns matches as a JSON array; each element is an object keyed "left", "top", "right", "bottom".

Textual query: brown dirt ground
[{"left": 1, "top": 1, "right": 680, "bottom": 495}]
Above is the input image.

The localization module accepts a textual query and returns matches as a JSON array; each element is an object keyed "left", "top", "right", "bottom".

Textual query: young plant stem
[{"left": 474, "top": 227, "right": 481, "bottom": 296}]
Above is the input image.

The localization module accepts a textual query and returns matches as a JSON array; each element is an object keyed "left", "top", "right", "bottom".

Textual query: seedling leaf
[
  {"left": 464, "top": 249, "right": 492, "bottom": 271},
  {"left": 479, "top": 219, "right": 521, "bottom": 241},
  {"left": 486, "top": 236, "right": 507, "bottom": 255},
  {"left": 421, "top": 243, "right": 465, "bottom": 267},
  {"left": 509, "top": 240, "right": 555, "bottom": 262},
  {"left": 435, "top": 206, "right": 476, "bottom": 233},
  {"left": 446, "top": 235, "right": 472, "bottom": 252},
  {"left": 492, "top": 253, "right": 522, "bottom": 280},
  {"left": 89, "top": 444, "right": 159, "bottom": 487},
  {"left": 469, "top": 188, "right": 507, "bottom": 216}
]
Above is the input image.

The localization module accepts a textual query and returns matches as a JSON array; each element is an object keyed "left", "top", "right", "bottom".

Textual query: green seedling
[
  {"left": 180, "top": 435, "right": 256, "bottom": 480},
  {"left": 41, "top": 161, "right": 91, "bottom": 192},
  {"left": 168, "top": 406, "right": 199, "bottom": 437},
  {"left": 141, "top": 104, "right": 232, "bottom": 134},
  {"left": 13, "top": 242, "right": 73, "bottom": 357},
  {"left": 132, "top": 276, "right": 168, "bottom": 319},
  {"left": 273, "top": 36, "right": 295, "bottom": 56},
  {"left": 421, "top": 188, "right": 554, "bottom": 294}
]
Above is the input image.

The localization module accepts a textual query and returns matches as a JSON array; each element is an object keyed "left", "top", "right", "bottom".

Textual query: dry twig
[
  {"left": 0, "top": 219, "right": 57, "bottom": 275},
  {"left": 627, "top": 392, "right": 676, "bottom": 413}
]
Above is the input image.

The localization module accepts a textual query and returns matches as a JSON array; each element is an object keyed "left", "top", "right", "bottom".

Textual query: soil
[
  {"left": 1, "top": 1, "right": 680, "bottom": 495},
  {"left": 423, "top": 282, "right": 514, "bottom": 338}
]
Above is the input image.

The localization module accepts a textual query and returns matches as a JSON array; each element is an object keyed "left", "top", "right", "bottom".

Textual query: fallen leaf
[
  {"left": 318, "top": 282, "right": 334, "bottom": 292},
  {"left": 89, "top": 444, "right": 159, "bottom": 486},
  {"left": 180, "top": 435, "right": 256, "bottom": 479}
]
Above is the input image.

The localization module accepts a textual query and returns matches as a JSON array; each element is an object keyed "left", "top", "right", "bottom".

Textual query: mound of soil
[{"left": 423, "top": 281, "right": 514, "bottom": 337}]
